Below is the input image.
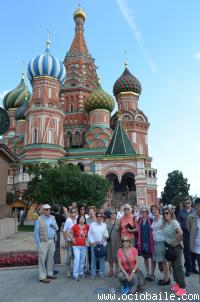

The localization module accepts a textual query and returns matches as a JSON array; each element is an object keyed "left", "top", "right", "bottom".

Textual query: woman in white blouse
[{"left": 88, "top": 211, "right": 109, "bottom": 279}]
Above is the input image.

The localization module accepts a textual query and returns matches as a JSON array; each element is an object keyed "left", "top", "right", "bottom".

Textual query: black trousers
[{"left": 183, "top": 230, "right": 196, "bottom": 272}]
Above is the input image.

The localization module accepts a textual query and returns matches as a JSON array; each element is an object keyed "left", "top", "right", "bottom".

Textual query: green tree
[
  {"left": 26, "top": 163, "right": 110, "bottom": 209},
  {"left": 161, "top": 170, "right": 190, "bottom": 205}
]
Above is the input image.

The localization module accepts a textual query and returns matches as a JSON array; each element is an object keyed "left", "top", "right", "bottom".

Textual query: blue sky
[{"left": 0, "top": 0, "right": 200, "bottom": 197}]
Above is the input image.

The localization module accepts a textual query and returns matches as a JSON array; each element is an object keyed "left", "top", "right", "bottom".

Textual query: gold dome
[{"left": 73, "top": 6, "right": 86, "bottom": 21}]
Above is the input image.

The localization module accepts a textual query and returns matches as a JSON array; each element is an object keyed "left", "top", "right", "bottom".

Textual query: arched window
[
  {"left": 66, "top": 131, "right": 72, "bottom": 148},
  {"left": 82, "top": 131, "right": 86, "bottom": 144},
  {"left": 74, "top": 131, "right": 80, "bottom": 146}
]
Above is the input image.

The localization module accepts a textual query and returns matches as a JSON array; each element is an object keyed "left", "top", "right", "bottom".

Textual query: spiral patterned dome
[
  {"left": 3, "top": 73, "right": 31, "bottom": 111},
  {"left": 14, "top": 101, "right": 28, "bottom": 121},
  {"left": 27, "top": 41, "right": 66, "bottom": 85},
  {"left": 85, "top": 83, "right": 114, "bottom": 113},
  {"left": 113, "top": 64, "right": 142, "bottom": 97}
]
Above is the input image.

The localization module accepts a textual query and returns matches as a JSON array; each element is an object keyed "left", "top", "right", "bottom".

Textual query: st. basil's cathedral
[{"left": 1, "top": 7, "right": 157, "bottom": 207}]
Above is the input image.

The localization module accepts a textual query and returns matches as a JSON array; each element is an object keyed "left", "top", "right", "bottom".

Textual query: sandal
[
  {"left": 149, "top": 275, "right": 155, "bottom": 281},
  {"left": 108, "top": 271, "right": 113, "bottom": 277},
  {"left": 145, "top": 274, "right": 155, "bottom": 281}
]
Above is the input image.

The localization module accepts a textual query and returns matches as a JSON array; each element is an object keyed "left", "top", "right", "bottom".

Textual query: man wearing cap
[{"left": 34, "top": 204, "right": 58, "bottom": 283}]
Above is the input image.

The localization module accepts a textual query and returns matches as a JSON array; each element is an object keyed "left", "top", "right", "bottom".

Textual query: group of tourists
[{"left": 34, "top": 197, "right": 200, "bottom": 297}]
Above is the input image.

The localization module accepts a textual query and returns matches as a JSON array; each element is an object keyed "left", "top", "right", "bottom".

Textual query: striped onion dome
[
  {"left": 14, "top": 100, "right": 28, "bottom": 121},
  {"left": 27, "top": 40, "right": 66, "bottom": 85},
  {"left": 113, "top": 63, "right": 142, "bottom": 97},
  {"left": 85, "top": 81, "right": 114, "bottom": 113},
  {"left": 3, "top": 73, "right": 31, "bottom": 111}
]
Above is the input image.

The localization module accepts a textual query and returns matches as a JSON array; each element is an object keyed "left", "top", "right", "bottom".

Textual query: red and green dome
[
  {"left": 113, "top": 65, "right": 142, "bottom": 97},
  {"left": 85, "top": 83, "right": 114, "bottom": 113}
]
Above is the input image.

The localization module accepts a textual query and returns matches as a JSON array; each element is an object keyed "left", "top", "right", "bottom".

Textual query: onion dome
[
  {"left": 85, "top": 81, "right": 114, "bottom": 113},
  {"left": 27, "top": 40, "right": 66, "bottom": 85},
  {"left": 3, "top": 73, "right": 31, "bottom": 111},
  {"left": 73, "top": 5, "right": 86, "bottom": 21},
  {"left": 14, "top": 101, "right": 28, "bottom": 121},
  {"left": 113, "top": 63, "right": 142, "bottom": 97}
]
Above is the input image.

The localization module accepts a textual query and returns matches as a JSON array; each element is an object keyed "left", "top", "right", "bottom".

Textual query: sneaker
[
  {"left": 175, "top": 288, "right": 187, "bottom": 297},
  {"left": 191, "top": 268, "right": 199, "bottom": 274},
  {"left": 99, "top": 275, "right": 105, "bottom": 280},
  {"left": 91, "top": 275, "right": 97, "bottom": 280},
  {"left": 170, "top": 283, "right": 180, "bottom": 292},
  {"left": 121, "top": 286, "right": 129, "bottom": 295}
]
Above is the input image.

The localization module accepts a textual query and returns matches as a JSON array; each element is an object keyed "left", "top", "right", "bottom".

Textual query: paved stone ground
[
  {"left": 0, "top": 260, "right": 200, "bottom": 302},
  {"left": 0, "top": 232, "right": 36, "bottom": 253},
  {"left": 0, "top": 232, "right": 200, "bottom": 302}
]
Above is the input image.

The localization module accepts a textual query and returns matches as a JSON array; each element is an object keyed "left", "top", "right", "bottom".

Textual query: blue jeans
[
  {"left": 91, "top": 246, "right": 106, "bottom": 277},
  {"left": 72, "top": 246, "right": 86, "bottom": 278}
]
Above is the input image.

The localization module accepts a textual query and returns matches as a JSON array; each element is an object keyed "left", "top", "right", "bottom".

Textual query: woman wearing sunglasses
[
  {"left": 117, "top": 236, "right": 139, "bottom": 294},
  {"left": 137, "top": 206, "right": 155, "bottom": 281},
  {"left": 162, "top": 206, "right": 186, "bottom": 297},
  {"left": 106, "top": 209, "right": 120, "bottom": 277}
]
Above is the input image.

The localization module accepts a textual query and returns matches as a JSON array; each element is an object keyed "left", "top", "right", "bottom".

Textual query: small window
[
  {"left": 38, "top": 87, "right": 42, "bottom": 98},
  {"left": 48, "top": 87, "right": 52, "bottom": 99},
  {"left": 70, "top": 104, "right": 74, "bottom": 112},
  {"left": 32, "top": 128, "right": 38, "bottom": 144},
  {"left": 48, "top": 129, "right": 53, "bottom": 144}
]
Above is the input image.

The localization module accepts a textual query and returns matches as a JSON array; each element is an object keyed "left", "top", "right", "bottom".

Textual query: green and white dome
[{"left": 3, "top": 73, "right": 31, "bottom": 111}]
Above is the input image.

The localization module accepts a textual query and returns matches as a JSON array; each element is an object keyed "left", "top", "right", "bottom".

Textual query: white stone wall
[{"left": 0, "top": 218, "right": 17, "bottom": 240}]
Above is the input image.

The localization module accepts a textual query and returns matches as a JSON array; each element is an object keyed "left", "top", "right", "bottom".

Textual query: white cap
[{"left": 42, "top": 204, "right": 51, "bottom": 209}]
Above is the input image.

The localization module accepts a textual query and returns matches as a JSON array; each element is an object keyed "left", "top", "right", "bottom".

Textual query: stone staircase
[{"left": 111, "top": 191, "right": 136, "bottom": 208}]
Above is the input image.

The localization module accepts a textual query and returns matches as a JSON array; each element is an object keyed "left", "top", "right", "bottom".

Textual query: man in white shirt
[
  {"left": 63, "top": 208, "right": 77, "bottom": 277},
  {"left": 88, "top": 211, "right": 109, "bottom": 279}
]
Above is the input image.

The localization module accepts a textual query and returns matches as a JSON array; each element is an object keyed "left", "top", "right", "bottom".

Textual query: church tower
[
  {"left": 61, "top": 6, "right": 99, "bottom": 149},
  {"left": 21, "top": 40, "right": 66, "bottom": 162},
  {"left": 112, "top": 63, "right": 157, "bottom": 204}
]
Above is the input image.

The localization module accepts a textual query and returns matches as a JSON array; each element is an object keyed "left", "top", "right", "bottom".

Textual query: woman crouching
[{"left": 117, "top": 236, "right": 139, "bottom": 294}]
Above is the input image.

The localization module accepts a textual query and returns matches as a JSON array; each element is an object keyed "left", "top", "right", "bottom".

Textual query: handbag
[
  {"left": 94, "top": 244, "right": 106, "bottom": 257},
  {"left": 117, "top": 271, "right": 127, "bottom": 282},
  {"left": 136, "top": 270, "right": 145, "bottom": 288},
  {"left": 107, "top": 219, "right": 116, "bottom": 243},
  {"left": 165, "top": 242, "right": 177, "bottom": 262}
]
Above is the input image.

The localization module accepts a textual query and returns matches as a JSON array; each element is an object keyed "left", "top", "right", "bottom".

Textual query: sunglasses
[
  {"left": 163, "top": 212, "right": 170, "bottom": 215},
  {"left": 122, "top": 240, "right": 130, "bottom": 243}
]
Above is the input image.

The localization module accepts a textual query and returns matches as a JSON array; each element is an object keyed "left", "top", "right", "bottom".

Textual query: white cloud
[
  {"left": 0, "top": 90, "right": 9, "bottom": 107},
  {"left": 194, "top": 52, "right": 200, "bottom": 61},
  {"left": 116, "top": 0, "right": 157, "bottom": 72}
]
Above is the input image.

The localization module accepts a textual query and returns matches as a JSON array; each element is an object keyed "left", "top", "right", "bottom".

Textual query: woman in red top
[
  {"left": 69, "top": 215, "right": 89, "bottom": 281},
  {"left": 117, "top": 236, "right": 139, "bottom": 294}
]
